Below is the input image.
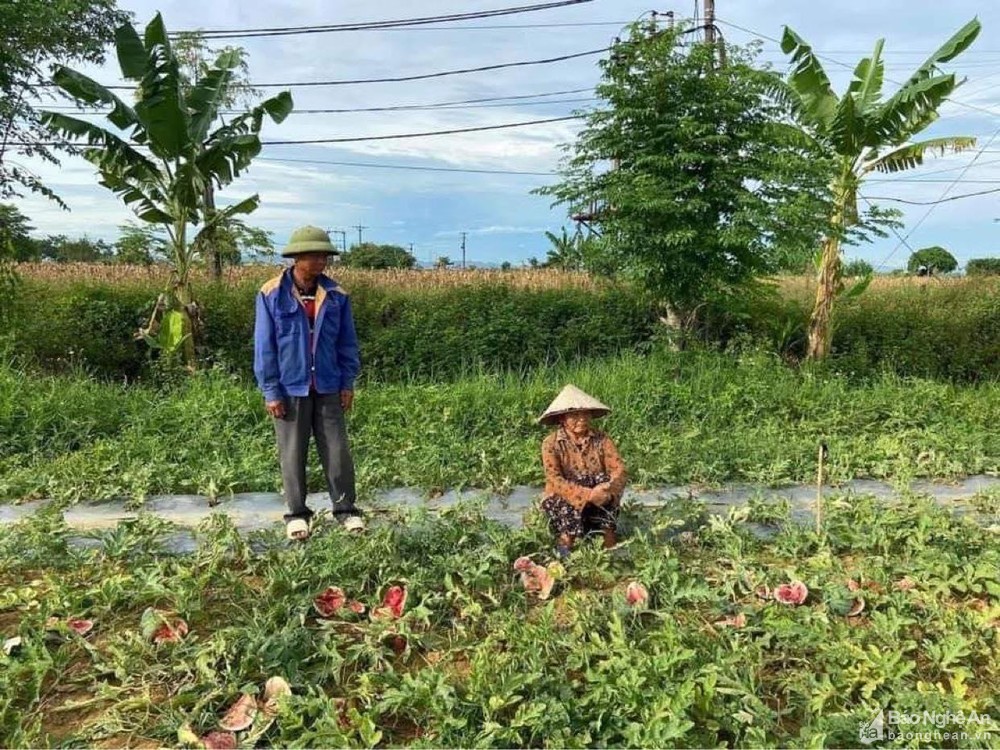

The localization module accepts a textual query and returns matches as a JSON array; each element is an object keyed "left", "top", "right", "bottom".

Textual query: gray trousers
[{"left": 274, "top": 392, "right": 357, "bottom": 522}]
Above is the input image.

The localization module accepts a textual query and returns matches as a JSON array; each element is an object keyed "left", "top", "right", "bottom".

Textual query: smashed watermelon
[
  {"left": 371, "top": 585, "right": 408, "bottom": 620},
  {"left": 313, "top": 586, "right": 347, "bottom": 618}
]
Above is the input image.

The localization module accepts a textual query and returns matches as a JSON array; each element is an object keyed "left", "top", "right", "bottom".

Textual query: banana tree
[
  {"left": 780, "top": 19, "right": 980, "bottom": 359},
  {"left": 40, "top": 13, "right": 292, "bottom": 367}
]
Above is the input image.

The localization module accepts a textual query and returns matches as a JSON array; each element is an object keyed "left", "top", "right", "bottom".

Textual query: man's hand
[
  {"left": 340, "top": 390, "right": 354, "bottom": 412},
  {"left": 265, "top": 399, "right": 286, "bottom": 419}
]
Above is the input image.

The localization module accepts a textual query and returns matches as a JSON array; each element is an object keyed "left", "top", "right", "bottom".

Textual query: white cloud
[{"left": 8, "top": 0, "right": 1000, "bottom": 262}]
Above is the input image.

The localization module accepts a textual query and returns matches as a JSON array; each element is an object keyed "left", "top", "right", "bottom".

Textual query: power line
[
  {"left": 81, "top": 47, "right": 609, "bottom": 90},
  {"left": 184, "top": 0, "right": 595, "bottom": 39},
  {"left": 44, "top": 95, "right": 598, "bottom": 116},
  {"left": 185, "top": 20, "right": 632, "bottom": 36},
  {"left": 6, "top": 115, "right": 583, "bottom": 150},
  {"left": 285, "top": 89, "right": 595, "bottom": 113},
  {"left": 38, "top": 87, "right": 595, "bottom": 114},
  {"left": 865, "top": 178, "right": 1000, "bottom": 184},
  {"left": 262, "top": 115, "right": 582, "bottom": 144},
  {"left": 863, "top": 186, "right": 1000, "bottom": 205},
  {"left": 256, "top": 156, "right": 556, "bottom": 176}
]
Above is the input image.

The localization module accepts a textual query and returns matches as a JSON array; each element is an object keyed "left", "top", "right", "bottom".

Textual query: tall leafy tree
[
  {"left": 40, "top": 13, "right": 292, "bottom": 367},
  {"left": 174, "top": 31, "right": 266, "bottom": 279},
  {"left": 115, "top": 221, "right": 164, "bottom": 265},
  {"left": 908, "top": 246, "right": 958, "bottom": 275},
  {"left": 0, "top": 0, "right": 129, "bottom": 205},
  {"left": 539, "top": 23, "right": 831, "bottom": 331},
  {"left": 0, "top": 203, "right": 36, "bottom": 260},
  {"left": 0, "top": 204, "right": 32, "bottom": 309},
  {"left": 341, "top": 242, "right": 416, "bottom": 269},
  {"left": 780, "top": 19, "right": 981, "bottom": 359}
]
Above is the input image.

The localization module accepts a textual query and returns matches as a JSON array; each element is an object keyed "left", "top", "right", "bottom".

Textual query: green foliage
[
  {"left": 0, "top": 499, "right": 997, "bottom": 745},
  {"left": 842, "top": 258, "right": 874, "bottom": 277},
  {"left": 6, "top": 275, "right": 654, "bottom": 384},
  {"left": 340, "top": 243, "right": 416, "bottom": 270},
  {"left": 0, "top": 209, "right": 22, "bottom": 321},
  {"left": 6, "top": 274, "right": 1000, "bottom": 383},
  {"left": 196, "top": 219, "right": 274, "bottom": 267},
  {"left": 1, "top": 348, "right": 997, "bottom": 503},
  {"left": 38, "top": 12, "right": 293, "bottom": 365},
  {"left": 539, "top": 25, "right": 830, "bottom": 315},
  {"left": 115, "top": 222, "right": 165, "bottom": 265},
  {"left": 0, "top": 204, "right": 35, "bottom": 261},
  {"left": 0, "top": 0, "right": 129, "bottom": 205},
  {"left": 35, "top": 234, "right": 112, "bottom": 262},
  {"left": 908, "top": 246, "right": 958, "bottom": 275},
  {"left": 729, "top": 278, "right": 1000, "bottom": 381},
  {"left": 542, "top": 227, "right": 582, "bottom": 270},
  {"left": 967, "top": 257, "right": 1000, "bottom": 276},
  {"left": 780, "top": 19, "right": 981, "bottom": 358}
]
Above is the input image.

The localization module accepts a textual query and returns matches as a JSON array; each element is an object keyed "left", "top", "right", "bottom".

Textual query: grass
[
  {"left": 0, "top": 496, "right": 997, "bottom": 747},
  {"left": 0, "top": 349, "right": 997, "bottom": 504}
]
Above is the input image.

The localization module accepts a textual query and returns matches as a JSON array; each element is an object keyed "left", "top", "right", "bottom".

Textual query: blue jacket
[{"left": 253, "top": 268, "right": 361, "bottom": 401}]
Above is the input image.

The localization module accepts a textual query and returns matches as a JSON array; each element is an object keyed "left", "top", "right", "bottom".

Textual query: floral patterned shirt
[{"left": 541, "top": 427, "right": 627, "bottom": 507}]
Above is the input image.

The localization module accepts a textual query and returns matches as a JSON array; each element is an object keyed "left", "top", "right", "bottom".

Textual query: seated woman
[{"left": 537, "top": 384, "right": 627, "bottom": 557}]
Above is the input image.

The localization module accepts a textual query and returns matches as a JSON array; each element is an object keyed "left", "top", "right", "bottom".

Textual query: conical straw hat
[{"left": 537, "top": 384, "right": 611, "bottom": 425}]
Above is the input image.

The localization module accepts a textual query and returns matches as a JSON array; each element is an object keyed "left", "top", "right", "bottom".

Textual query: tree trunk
[
  {"left": 658, "top": 301, "right": 691, "bottom": 351},
  {"left": 205, "top": 183, "right": 222, "bottom": 281},
  {"left": 170, "top": 218, "right": 198, "bottom": 370},
  {"left": 806, "top": 176, "right": 849, "bottom": 361},
  {"left": 806, "top": 233, "right": 842, "bottom": 360}
]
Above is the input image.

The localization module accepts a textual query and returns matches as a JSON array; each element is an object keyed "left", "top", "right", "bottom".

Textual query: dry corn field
[{"left": 13, "top": 262, "right": 613, "bottom": 291}]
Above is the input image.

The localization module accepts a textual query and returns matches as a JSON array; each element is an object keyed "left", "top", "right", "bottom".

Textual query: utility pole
[
  {"left": 460, "top": 232, "right": 467, "bottom": 269},
  {"left": 352, "top": 224, "right": 368, "bottom": 246},
  {"left": 705, "top": 0, "right": 716, "bottom": 45},
  {"left": 330, "top": 229, "right": 347, "bottom": 253},
  {"left": 705, "top": 0, "right": 723, "bottom": 68}
]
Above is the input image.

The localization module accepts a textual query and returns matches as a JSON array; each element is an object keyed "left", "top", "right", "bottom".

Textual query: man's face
[{"left": 294, "top": 252, "right": 329, "bottom": 275}]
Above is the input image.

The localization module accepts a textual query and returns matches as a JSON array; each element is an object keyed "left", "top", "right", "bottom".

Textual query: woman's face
[{"left": 561, "top": 411, "right": 592, "bottom": 434}]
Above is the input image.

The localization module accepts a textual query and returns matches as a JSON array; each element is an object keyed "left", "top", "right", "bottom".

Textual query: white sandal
[
  {"left": 286, "top": 518, "right": 310, "bottom": 541},
  {"left": 342, "top": 515, "right": 366, "bottom": 533}
]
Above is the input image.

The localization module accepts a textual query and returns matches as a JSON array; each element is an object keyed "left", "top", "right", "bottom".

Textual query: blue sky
[{"left": 12, "top": 0, "right": 1000, "bottom": 269}]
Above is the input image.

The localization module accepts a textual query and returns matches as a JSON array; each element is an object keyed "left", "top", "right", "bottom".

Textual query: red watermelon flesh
[
  {"left": 313, "top": 586, "right": 347, "bottom": 618},
  {"left": 382, "top": 585, "right": 407, "bottom": 617},
  {"left": 218, "top": 693, "right": 257, "bottom": 732},
  {"left": 202, "top": 731, "right": 237, "bottom": 750}
]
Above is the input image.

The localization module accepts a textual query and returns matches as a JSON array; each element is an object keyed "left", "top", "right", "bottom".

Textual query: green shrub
[
  {"left": 7, "top": 274, "right": 999, "bottom": 383},
  {"left": 967, "top": 257, "right": 1000, "bottom": 276},
  {"left": 9, "top": 277, "right": 656, "bottom": 383}
]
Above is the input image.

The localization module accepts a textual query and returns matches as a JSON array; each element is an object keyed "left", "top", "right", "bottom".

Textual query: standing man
[{"left": 254, "top": 226, "right": 363, "bottom": 541}]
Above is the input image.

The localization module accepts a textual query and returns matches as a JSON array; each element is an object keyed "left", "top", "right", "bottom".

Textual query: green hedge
[
  {"left": 967, "top": 258, "right": 1000, "bottom": 276},
  {"left": 718, "top": 279, "right": 1000, "bottom": 382},
  {"left": 5, "top": 275, "right": 999, "bottom": 383},
  {"left": 7, "top": 277, "right": 657, "bottom": 383}
]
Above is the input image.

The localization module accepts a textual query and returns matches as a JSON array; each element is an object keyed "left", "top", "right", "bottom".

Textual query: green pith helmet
[{"left": 281, "top": 225, "right": 339, "bottom": 257}]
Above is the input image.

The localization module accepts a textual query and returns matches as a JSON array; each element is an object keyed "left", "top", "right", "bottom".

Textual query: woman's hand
[
  {"left": 589, "top": 485, "right": 613, "bottom": 506},
  {"left": 569, "top": 494, "right": 590, "bottom": 511}
]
